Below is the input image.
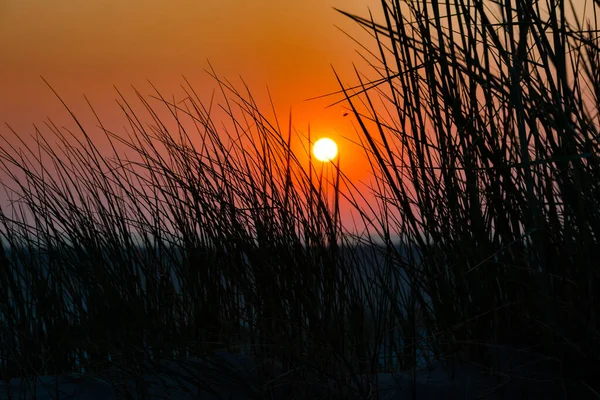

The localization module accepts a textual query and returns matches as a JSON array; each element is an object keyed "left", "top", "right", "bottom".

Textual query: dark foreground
[{"left": 1, "top": 347, "right": 579, "bottom": 399}]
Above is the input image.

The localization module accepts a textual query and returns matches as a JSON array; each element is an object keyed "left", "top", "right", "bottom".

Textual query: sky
[
  {"left": 2, "top": 0, "right": 593, "bottom": 234},
  {"left": 0, "top": 0, "right": 387, "bottom": 228},
  {"left": 0, "top": 1, "right": 381, "bottom": 161}
]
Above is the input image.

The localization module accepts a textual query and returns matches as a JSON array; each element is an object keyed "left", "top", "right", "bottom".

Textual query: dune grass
[
  {"left": 330, "top": 0, "right": 600, "bottom": 395},
  {"left": 0, "top": 68, "right": 420, "bottom": 398},
  {"left": 1, "top": 0, "right": 600, "bottom": 398}
]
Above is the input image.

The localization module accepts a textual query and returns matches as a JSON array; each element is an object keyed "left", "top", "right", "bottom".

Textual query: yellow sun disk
[{"left": 313, "top": 138, "right": 338, "bottom": 162}]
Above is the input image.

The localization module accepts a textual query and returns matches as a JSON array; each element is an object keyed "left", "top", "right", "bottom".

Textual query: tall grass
[
  {"left": 0, "top": 69, "right": 426, "bottom": 398},
  {"left": 332, "top": 0, "right": 600, "bottom": 395},
  {"left": 1, "top": 0, "right": 599, "bottom": 397}
]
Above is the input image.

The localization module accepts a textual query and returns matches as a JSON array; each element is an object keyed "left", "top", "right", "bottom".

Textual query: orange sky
[
  {"left": 0, "top": 1, "right": 381, "bottom": 152},
  {"left": 0, "top": 0, "right": 388, "bottom": 230},
  {"left": 3, "top": 0, "right": 592, "bottom": 233}
]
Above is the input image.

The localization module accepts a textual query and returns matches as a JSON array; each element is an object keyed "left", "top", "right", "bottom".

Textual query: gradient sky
[
  {"left": 3, "top": 0, "right": 591, "bottom": 231},
  {"left": 0, "top": 1, "right": 392, "bottom": 223},
  {"left": 0, "top": 0, "right": 391, "bottom": 230},
  {"left": 1, "top": 2, "right": 380, "bottom": 147}
]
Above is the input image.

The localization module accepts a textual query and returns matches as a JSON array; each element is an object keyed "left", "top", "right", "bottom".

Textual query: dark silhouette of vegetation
[{"left": 1, "top": 0, "right": 599, "bottom": 397}]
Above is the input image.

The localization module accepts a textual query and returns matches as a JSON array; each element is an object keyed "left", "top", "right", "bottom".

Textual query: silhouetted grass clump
[
  {"left": 332, "top": 0, "right": 600, "bottom": 395},
  {"left": 0, "top": 71, "right": 422, "bottom": 398}
]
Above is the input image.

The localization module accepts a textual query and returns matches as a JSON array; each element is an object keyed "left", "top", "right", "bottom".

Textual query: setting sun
[{"left": 313, "top": 137, "right": 338, "bottom": 162}]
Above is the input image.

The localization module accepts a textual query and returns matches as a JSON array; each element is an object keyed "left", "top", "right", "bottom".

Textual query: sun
[{"left": 313, "top": 137, "right": 338, "bottom": 162}]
